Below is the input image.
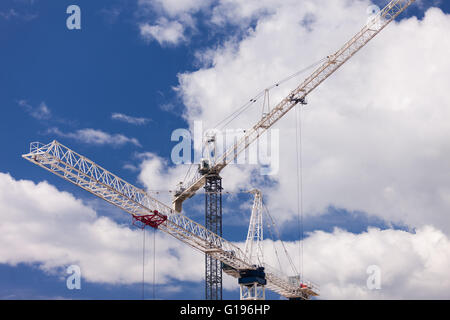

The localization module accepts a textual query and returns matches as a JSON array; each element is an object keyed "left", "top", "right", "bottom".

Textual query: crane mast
[
  {"left": 22, "top": 140, "right": 318, "bottom": 299},
  {"left": 172, "top": 0, "right": 416, "bottom": 213}
]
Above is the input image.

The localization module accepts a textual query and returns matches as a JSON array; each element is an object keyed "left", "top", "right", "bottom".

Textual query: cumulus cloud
[
  {"left": 130, "top": 1, "right": 450, "bottom": 298},
  {"left": 135, "top": 0, "right": 427, "bottom": 47},
  {"left": 5, "top": 0, "right": 449, "bottom": 300},
  {"left": 173, "top": 1, "right": 450, "bottom": 234},
  {"left": 136, "top": 152, "right": 191, "bottom": 205},
  {"left": 48, "top": 128, "right": 142, "bottom": 148},
  {"left": 0, "top": 172, "right": 204, "bottom": 286},
  {"left": 136, "top": 150, "right": 264, "bottom": 208},
  {"left": 140, "top": 18, "right": 186, "bottom": 46},
  {"left": 137, "top": 0, "right": 213, "bottom": 45},
  {"left": 264, "top": 226, "right": 450, "bottom": 299},
  {"left": 1, "top": 172, "right": 449, "bottom": 298}
]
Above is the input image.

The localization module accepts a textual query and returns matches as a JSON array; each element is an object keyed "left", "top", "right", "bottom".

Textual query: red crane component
[{"left": 132, "top": 210, "right": 167, "bottom": 229}]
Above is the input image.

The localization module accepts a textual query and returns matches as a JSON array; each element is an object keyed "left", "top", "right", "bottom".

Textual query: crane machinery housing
[{"left": 22, "top": 0, "right": 415, "bottom": 300}]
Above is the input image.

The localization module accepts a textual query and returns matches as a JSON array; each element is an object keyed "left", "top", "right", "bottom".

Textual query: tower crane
[
  {"left": 22, "top": 0, "right": 415, "bottom": 300},
  {"left": 22, "top": 140, "right": 318, "bottom": 299},
  {"left": 171, "top": 0, "right": 416, "bottom": 299}
]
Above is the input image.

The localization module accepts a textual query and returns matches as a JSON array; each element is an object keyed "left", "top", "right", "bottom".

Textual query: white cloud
[
  {"left": 0, "top": 172, "right": 204, "bottom": 286},
  {"left": 137, "top": 152, "right": 191, "bottom": 205},
  {"left": 111, "top": 112, "right": 151, "bottom": 125},
  {"left": 48, "top": 128, "right": 142, "bottom": 148},
  {"left": 173, "top": 2, "right": 450, "bottom": 234},
  {"left": 140, "top": 18, "right": 186, "bottom": 46},
  {"left": 1, "top": 172, "right": 449, "bottom": 298},
  {"left": 137, "top": 0, "right": 215, "bottom": 46},
  {"left": 266, "top": 226, "right": 450, "bottom": 299},
  {"left": 136, "top": 0, "right": 430, "bottom": 47},
  {"left": 138, "top": 0, "right": 211, "bottom": 18},
  {"left": 136, "top": 151, "right": 263, "bottom": 208},
  {"left": 18, "top": 100, "right": 51, "bottom": 120}
]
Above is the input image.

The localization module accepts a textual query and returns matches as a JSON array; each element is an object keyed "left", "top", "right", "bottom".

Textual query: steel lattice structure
[
  {"left": 23, "top": 140, "right": 319, "bottom": 299},
  {"left": 204, "top": 174, "right": 223, "bottom": 300},
  {"left": 244, "top": 190, "right": 264, "bottom": 266}
]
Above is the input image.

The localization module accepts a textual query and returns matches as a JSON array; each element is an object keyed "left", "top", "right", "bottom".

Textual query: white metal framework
[
  {"left": 172, "top": 0, "right": 416, "bottom": 212},
  {"left": 23, "top": 140, "right": 318, "bottom": 299},
  {"left": 240, "top": 190, "right": 266, "bottom": 300},
  {"left": 244, "top": 189, "right": 264, "bottom": 266}
]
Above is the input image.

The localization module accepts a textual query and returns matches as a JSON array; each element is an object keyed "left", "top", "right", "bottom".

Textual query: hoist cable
[
  {"left": 263, "top": 203, "right": 299, "bottom": 277},
  {"left": 153, "top": 229, "right": 156, "bottom": 300},
  {"left": 142, "top": 228, "right": 145, "bottom": 300},
  {"left": 213, "top": 57, "right": 327, "bottom": 131},
  {"left": 295, "top": 104, "right": 305, "bottom": 281},
  {"left": 263, "top": 209, "right": 284, "bottom": 273}
]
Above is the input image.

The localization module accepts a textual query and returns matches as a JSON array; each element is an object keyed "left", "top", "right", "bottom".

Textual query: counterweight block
[{"left": 132, "top": 211, "right": 167, "bottom": 229}]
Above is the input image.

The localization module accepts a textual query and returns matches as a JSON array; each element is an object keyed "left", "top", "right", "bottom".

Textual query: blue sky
[{"left": 1, "top": 0, "right": 450, "bottom": 300}]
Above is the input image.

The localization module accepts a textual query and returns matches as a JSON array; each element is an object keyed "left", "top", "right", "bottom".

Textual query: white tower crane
[
  {"left": 22, "top": 0, "right": 415, "bottom": 300},
  {"left": 172, "top": 0, "right": 416, "bottom": 213},
  {"left": 172, "top": 0, "right": 416, "bottom": 298}
]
